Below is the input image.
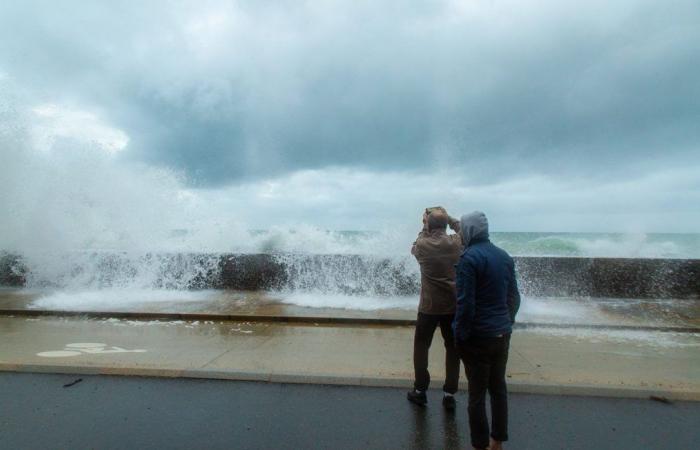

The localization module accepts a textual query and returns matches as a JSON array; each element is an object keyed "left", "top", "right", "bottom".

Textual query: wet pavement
[
  {"left": 1, "top": 287, "right": 699, "bottom": 329},
  {"left": 1, "top": 287, "right": 698, "bottom": 400},
  {"left": 0, "top": 315, "right": 698, "bottom": 399},
  {"left": 0, "top": 287, "right": 416, "bottom": 321},
  {"left": 1, "top": 372, "right": 698, "bottom": 449}
]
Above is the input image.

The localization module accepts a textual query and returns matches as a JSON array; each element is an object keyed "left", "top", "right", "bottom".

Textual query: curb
[
  {"left": 1, "top": 308, "right": 699, "bottom": 333},
  {"left": 0, "top": 308, "right": 415, "bottom": 327},
  {"left": 1, "top": 363, "right": 698, "bottom": 402}
]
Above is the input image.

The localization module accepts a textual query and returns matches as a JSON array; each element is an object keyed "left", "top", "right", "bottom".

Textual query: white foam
[
  {"left": 518, "top": 297, "right": 611, "bottom": 324},
  {"left": 569, "top": 234, "right": 685, "bottom": 258},
  {"left": 527, "top": 327, "right": 700, "bottom": 349},
  {"left": 275, "top": 293, "right": 629, "bottom": 325},
  {"left": 29, "top": 289, "right": 216, "bottom": 310},
  {"left": 277, "top": 292, "right": 416, "bottom": 311}
]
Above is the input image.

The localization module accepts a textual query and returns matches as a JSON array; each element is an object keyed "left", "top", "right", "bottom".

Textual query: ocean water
[
  {"left": 245, "top": 229, "right": 700, "bottom": 258},
  {"left": 490, "top": 232, "right": 700, "bottom": 258},
  {"left": 3, "top": 230, "right": 699, "bottom": 292},
  {"left": 2, "top": 229, "right": 698, "bottom": 322}
]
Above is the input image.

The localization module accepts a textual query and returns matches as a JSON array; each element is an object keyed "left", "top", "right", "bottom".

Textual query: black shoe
[
  {"left": 407, "top": 389, "right": 427, "bottom": 406},
  {"left": 442, "top": 395, "right": 456, "bottom": 410}
]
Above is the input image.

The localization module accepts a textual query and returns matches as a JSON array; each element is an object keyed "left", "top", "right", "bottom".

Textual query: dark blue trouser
[
  {"left": 458, "top": 334, "right": 511, "bottom": 449},
  {"left": 413, "top": 312, "right": 460, "bottom": 394}
]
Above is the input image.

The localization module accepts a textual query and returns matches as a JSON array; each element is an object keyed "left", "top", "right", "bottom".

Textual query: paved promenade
[{"left": 0, "top": 313, "right": 698, "bottom": 400}]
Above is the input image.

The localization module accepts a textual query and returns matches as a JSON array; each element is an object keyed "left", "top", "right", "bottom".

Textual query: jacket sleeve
[
  {"left": 507, "top": 259, "right": 521, "bottom": 324},
  {"left": 454, "top": 254, "right": 476, "bottom": 342},
  {"left": 411, "top": 225, "right": 428, "bottom": 257},
  {"left": 448, "top": 216, "right": 460, "bottom": 234}
]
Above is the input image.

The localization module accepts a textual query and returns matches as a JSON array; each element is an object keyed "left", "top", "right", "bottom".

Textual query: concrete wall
[
  {"left": 0, "top": 253, "right": 25, "bottom": 287},
  {"left": 1, "top": 252, "right": 698, "bottom": 299},
  {"left": 218, "top": 255, "right": 699, "bottom": 299},
  {"left": 513, "top": 257, "right": 700, "bottom": 299}
]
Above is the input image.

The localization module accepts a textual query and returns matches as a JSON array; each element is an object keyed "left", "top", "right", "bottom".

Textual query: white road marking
[{"left": 37, "top": 342, "right": 147, "bottom": 358}]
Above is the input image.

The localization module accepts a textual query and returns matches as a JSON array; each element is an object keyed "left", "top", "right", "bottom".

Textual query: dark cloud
[{"left": 0, "top": 0, "right": 699, "bottom": 186}]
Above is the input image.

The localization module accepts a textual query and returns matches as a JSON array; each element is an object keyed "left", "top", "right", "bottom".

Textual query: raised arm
[
  {"left": 411, "top": 212, "right": 429, "bottom": 256},
  {"left": 448, "top": 215, "right": 460, "bottom": 234},
  {"left": 454, "top": 254, "right": 476, "bottom": 343}
]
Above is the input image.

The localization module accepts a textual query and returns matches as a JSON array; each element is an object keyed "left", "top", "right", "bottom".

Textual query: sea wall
[
  {"left": 513, "top": 257, "right": 700, "bottom": 299},
  {"left": 1, "top": 252, "right": 698, "bottom": 299}
]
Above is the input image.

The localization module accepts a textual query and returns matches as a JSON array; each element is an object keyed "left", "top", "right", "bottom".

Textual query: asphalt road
[{"left": 1, "top": 372, "right": 697, "bottom": 449}]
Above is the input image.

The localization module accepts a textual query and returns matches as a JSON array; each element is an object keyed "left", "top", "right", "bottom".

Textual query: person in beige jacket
[{"left": 407, "top": 207, "right": 463, "bottom": 409}]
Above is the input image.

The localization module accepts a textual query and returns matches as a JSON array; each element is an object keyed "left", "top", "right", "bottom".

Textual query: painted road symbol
[{"left": 37, "top": 342, "right": 147, "bottom": 358}]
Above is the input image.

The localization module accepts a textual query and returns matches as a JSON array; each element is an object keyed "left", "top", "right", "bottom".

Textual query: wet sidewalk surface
[
  {"left": 1, "top": 314, "right": 698, "bottom": 400},
  {"left": 2, "top": 288, "right": 699, "bottom": 329},
  {"left": 0, "top": 288, "right": 416, "bottom": 321}
]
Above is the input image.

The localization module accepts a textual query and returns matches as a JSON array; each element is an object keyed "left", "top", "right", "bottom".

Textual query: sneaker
[
  {"left": 442, "top": 395, "right": 456, "bottom": 410},
  {"left": 406, "top": 389, "right": 427, "bottom": 406}
]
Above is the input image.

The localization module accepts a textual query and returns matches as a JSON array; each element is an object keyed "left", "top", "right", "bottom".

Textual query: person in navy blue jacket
[{"left": 453, "top": 211, "right": 520, "bottom": 450}]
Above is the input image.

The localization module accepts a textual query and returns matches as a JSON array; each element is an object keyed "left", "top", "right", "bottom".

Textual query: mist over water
[
  {"left": 1, "top": 85, "right": 699, "bottom": 318},
  {"left": 2, "top": 121, "right": 698, "bottom": 298}
]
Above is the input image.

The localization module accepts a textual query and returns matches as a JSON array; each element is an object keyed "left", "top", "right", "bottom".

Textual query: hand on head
[
  {"left": 425, "top": 206, "right": 447, "bottom": 216},
  {"left": 423, "top": 206, "right": 444, "bottom": 225},
  {"left": 425, "top": 207, "right": 449, "bottom": 231}
]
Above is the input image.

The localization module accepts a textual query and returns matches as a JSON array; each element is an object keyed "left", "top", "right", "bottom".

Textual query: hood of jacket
[{"left": 460, "top": 211, "right": 489, "bottom": 246}]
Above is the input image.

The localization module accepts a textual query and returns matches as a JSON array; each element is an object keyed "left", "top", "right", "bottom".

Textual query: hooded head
[{"left": 460, "top": 211, "right": 489, "bottom": 246}]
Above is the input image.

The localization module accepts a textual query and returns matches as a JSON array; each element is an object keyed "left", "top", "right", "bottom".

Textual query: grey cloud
[{"left": 1, "top": 0, "right": 699, "bottom": 186}]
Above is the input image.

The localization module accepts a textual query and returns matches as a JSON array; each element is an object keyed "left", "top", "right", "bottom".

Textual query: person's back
[
  {"left": 453, "top": 211, "right": 520, "bottom": 450},
  {"left": 412, "top": 222, "right": 462, "bottom": 315},
  {"left": 454, "top": 239, "right": 517, "bottom": 339},
  {"left": 407, "top": 208, "right": 463, "bottom": 409}
]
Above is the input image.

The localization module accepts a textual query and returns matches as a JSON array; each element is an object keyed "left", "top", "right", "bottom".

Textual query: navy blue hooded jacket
[{"left": 453, "top": 211, "right": 521, "bottom": 341}]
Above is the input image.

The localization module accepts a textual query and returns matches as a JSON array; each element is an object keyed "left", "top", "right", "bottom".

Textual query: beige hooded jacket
[{"left": 411, "top": 217, "right": 462, "bottom": 314}]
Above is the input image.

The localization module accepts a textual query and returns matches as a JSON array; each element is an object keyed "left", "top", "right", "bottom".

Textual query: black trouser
[
  {"left": 458, "top": 334, "right": 511, "bottom": 449},
  {"left": 413, "top": 312, "right": 460, "bottom": 394}
]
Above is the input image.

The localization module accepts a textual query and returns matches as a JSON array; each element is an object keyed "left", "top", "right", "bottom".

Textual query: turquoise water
[
  {"left": 245, "top": 230, "right": 700, "bottom": 258},
  {"left": 490, "top": 232, "right": 700, "bottom": 258}
]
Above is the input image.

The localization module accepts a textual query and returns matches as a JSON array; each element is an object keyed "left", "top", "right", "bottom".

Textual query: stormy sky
[{"left": 1, "top": 0, "right": 699, "bottom": 233}]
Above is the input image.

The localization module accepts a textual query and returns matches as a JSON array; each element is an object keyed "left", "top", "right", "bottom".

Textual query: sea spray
[
  {"left": 2, "top": 88, "right": 699, "bottom": 315},
  {"left": 5, "top": 253, "right": 698, "bottom": 301},
  {"left": 19, "top": 252, "right": 223, "bottom": 290},
  {"left": 271, "top": 253, "right": 420, "bottom": 297}
]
